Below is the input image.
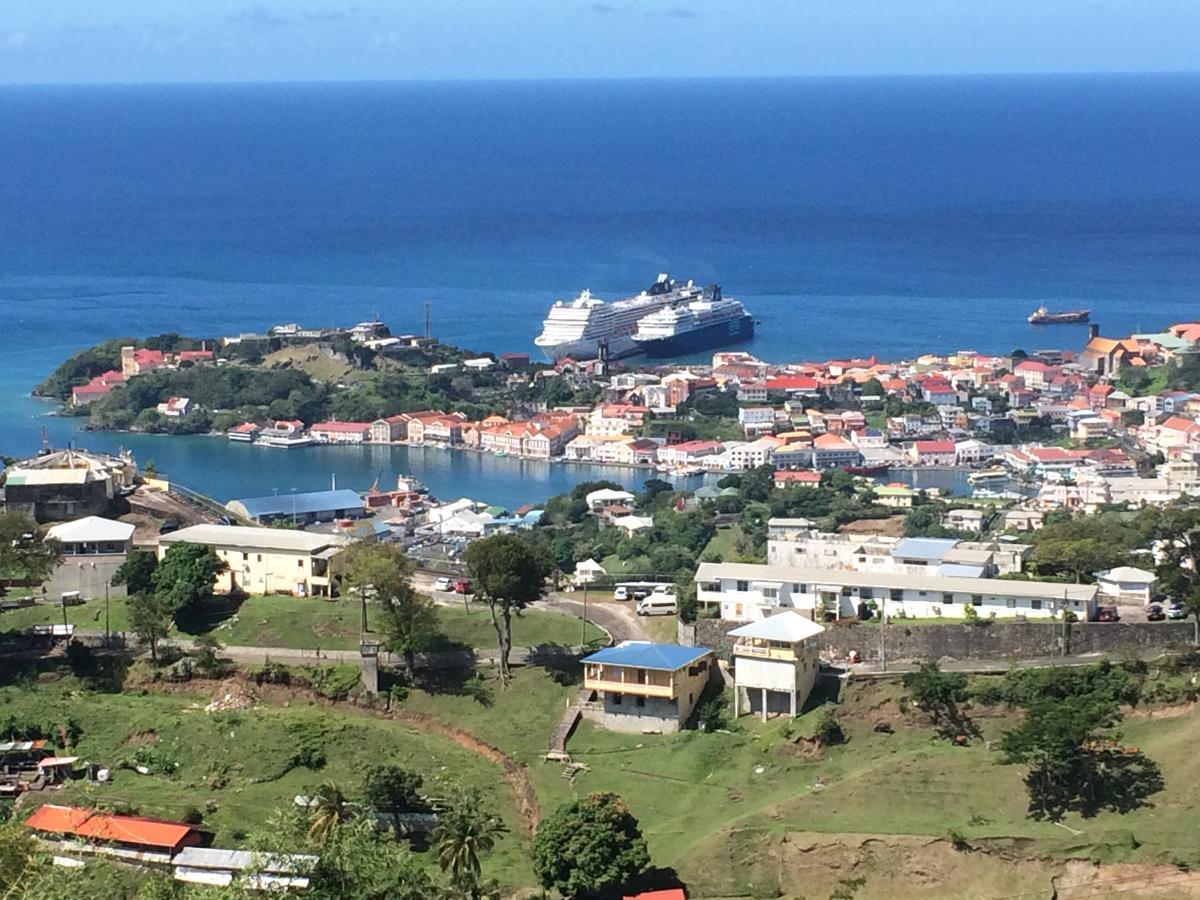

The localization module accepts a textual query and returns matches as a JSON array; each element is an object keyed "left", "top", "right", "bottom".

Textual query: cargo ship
[
  {"left": 1028, "top": 306, "right": 1090, "bottom": 325},
  {"left": 534, "top": 274, "right": 703, "bottom": 360},
  {"left": 630, "top": 286, "right": 754, "bottom": 357}
]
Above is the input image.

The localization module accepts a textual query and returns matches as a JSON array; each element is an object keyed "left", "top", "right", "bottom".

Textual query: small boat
[
  {"left": 1028, "top": 306, "right": 1090, "bottom": 325},
  {"left": 967, "top": 468, "right": 1008, "bottom": 485},
  {"left": 844, "top": 463, "right": 890, "bottom": 476}
]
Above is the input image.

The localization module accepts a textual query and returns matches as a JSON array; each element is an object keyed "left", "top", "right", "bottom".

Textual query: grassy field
[
  {"left": 700, "top": 524, "right": 763, "bottom": 564},
  {"left": 0, "top": 594, "right": 604, "bottom": 650},
  {"left": 404, "top": 669, "right": 1200, "bottom": 897},
  {"left": 0, "top": 676, "right": 536, "bottom": 888}
]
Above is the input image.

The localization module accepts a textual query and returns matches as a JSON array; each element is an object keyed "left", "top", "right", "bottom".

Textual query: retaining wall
[{"left": 681, "top": 617, "right": 1196, "bottom": 663}]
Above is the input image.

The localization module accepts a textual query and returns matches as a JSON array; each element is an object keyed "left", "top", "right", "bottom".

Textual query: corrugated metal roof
[
  {"left": 229, "top": 489, "right": 364, "bottom": 518},
  {"left": 892, "top": 537, "right": 959, "bottom": 561},
  {"left": 696, "top": 561, "right": 1097, "bottom": 602},
  {"left": 729, "top": 611, "right": 825, "bottom": 643},
  {"left": 173, "top": 847, "right": 317, "bottom": 873},
  {"left": 27, "top": 805, "right": 198, "bottom": 849},
  {"left": 47, "top": 516, "right": 136, "bottom": 543},
  {"left": 159, "top": 524, "right": 342, "bottom": 554},
  {"left": 583, "top": 641, "right": 712, "bottom": 671}
]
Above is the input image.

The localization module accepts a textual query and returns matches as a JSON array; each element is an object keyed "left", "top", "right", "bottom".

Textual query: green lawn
[
  {"left": 0, "top": 677, "right": 534, "bottom": 889},
  {"left": 0, "top": 594, "right": 604, "bottom": 651},
  {"left": 700, "top": 524, "right": 762, "bottom": 564}
]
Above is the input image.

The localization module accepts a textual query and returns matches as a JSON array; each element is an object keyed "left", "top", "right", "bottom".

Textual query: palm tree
[
  {"left": 307, "top": 780, "right": 349, "bottom": 845},
  {"left": 432, "top": 788, "right": 507, "bottom": 896}
]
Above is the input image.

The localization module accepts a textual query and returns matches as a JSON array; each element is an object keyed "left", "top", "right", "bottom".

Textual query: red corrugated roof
[
  {"left": 24, "top": 804, "right": 197, "bottom": 850},
  {"left": 625, "top": 890, "right": 687, "bottom": 900}
]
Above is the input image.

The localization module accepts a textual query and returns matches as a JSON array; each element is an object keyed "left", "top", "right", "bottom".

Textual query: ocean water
[{"left": 2, "top": 75, "right": 1198, "bottom": 503}]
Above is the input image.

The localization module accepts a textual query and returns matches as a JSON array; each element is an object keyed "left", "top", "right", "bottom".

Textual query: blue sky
[{"left": 1, "top": 0, "right": 1198, "bottom": 84}]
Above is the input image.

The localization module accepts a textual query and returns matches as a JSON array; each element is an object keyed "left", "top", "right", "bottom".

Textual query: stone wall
[{"left": 685, "top": 616, "right": 1196, "bottom": 663}]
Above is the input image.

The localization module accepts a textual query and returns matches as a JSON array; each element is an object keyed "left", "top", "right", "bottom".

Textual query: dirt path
[{"left": 140, "top": 675, "right": 540, "bottom": 835}]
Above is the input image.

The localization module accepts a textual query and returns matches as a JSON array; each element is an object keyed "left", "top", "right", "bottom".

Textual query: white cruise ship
[
  {"left": 533, "top": 274, "right": 702, "bottom": 360},
  {"left": 631, "top": 286, "right": 754, "bottom": 358}
]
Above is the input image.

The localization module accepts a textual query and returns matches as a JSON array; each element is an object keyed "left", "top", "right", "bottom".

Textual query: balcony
[
  {"left": 733, "top": 641, "right": 797, "bottom": 661},
  {"left": 583, "top": 677, "right": 675, "bottom": 699}
]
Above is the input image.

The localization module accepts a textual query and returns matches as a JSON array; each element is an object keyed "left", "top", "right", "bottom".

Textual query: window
[
  {"left": 763, "top": 587, "right": 779, "bottom": 601},
  {"left": 1006, "top": 598, "right": 1016, "bottom": 608},
  {"left": 635, "top": 696, "right": 645, "bottom": 708},
  {"left": 612, "top": 694, "right": 622, "bottom": 705},
  {"left": 860, "top": 588, "right": 874, "bottom": 600},
  {"left": 735, "top": 603, "right": 743, "bottom": 617},
  {"left": 796, "top": 584, "right": 807, "bottom": 593},
  {"left": 257, "top": 554, "right": 262, "bottom": 562},
  {"left": 918, "top": 591, "right": 927, "bottom": 597},
  {"left": 971, "top": 595, "right": 983, "bottom": 607},
  {"left": 1031, "top": 599, "right": 1042, "bottom": 611},
  {"left": 243, "top": 553, "right": 249, "bottom": 561},
  {"left": 858, "top": 556, "right": 867, "bottom": 564},
  {"left": 943, "top": 592, "right": 955, "bottom": 604},
  {"left": 701, "top": 582, "right": 720, "bottom": 593},
  {"left": 841, "top": 586, "right": 852, "bottom": 597},
  {"left": 890, "top": 589, "right": 904, "bottom": 602},
  {"left": 736, "top": 580, "right": 749, "bottom": 592}
]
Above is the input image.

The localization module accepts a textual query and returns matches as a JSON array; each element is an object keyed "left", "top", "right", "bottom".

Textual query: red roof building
[{"left": 25, "top": 804, "right": 200, "bottom": 853}]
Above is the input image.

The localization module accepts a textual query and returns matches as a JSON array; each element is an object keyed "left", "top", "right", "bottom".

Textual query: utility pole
[
  {"left": 581, "top": 581, "right": 589, "bottom": 648},
  {"left": 424, "top": 302, "right": 431, "bottom": 340},
  {"left": 879, "top": 595, "right": 887, "bottom": 672},
  {"left": 104, "top": 583, "right": 110, "bottom": 645}
]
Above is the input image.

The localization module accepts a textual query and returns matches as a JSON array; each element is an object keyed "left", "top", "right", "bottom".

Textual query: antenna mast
[{"left": 424, "top": 302, "right": 431, "bottom": 340}]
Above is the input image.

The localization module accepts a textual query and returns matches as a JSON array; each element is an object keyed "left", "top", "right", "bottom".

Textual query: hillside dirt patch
[
  {"left": 838, "top": 516, "right": 906, "bottom": 537},
  {"left": 683, "top": 830, "right": 1200, "bottom": 899}
]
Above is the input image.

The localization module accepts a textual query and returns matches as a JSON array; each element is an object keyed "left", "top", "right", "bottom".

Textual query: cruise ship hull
[
  {"left": 534, "top": 334, "right": 640, "bottom": 361},
  {"left": 634, "top": 314, "right": 754, "bottom": 358}
]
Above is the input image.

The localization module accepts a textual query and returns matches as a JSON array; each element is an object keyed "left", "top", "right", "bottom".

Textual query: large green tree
[
  {"left": 0, "top": 512, "right": 61, "bottom": 590},
  {"left": 1152, "top": 506, "right": 1200, "bottom": 644},
  {"left": 465, "top": 534, "right": 551, "bottom": 683},
  {"left": 1027, "top": 514, "right": 1140, "bottom": 582},
  {"left": 335, "top": 541, "right": 440, "bottom": 673},
  {"left": 151, "top": 542, "right": 227, "bottom": 619},
  {"left": 532, "top": 792, "right": 649, "bottom": 899},
  {"left": 902, "top": 661, "right": 976, "bottom": 741},
  {"left": 363, "top": 764, "right": 427, "bottom": 818},
  {"left": 1000, "top": 695, "right": 1163, "bottom": 821},
  {"left": 111, "top": 550, "right": 159, "bottom": 595}
]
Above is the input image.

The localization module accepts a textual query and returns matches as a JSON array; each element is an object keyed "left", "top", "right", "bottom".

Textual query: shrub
[
  {"left": 181, "top": 806, "right": 204, "bottom": 825},
  {"left": 815, "top": 709, "right": 846, "bottom": 747}
]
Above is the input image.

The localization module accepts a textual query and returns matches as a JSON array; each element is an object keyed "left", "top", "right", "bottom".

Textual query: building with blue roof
[
  {"left": 226, "top": 489, "right": 366, "bottom": 525},
  {"left": 581, "top": 641, "right": 715, "bottom": 733},
  {"left": 892, "top": 537, "right": 959, "bottom": 565}
]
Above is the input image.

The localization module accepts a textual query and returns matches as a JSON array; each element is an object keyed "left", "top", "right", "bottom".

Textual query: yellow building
[
  {"left": 157, "top": 525, "right": 346, "bottom": 597},
  {"left": 581, "top": 642, "right": 715, "bottom": 733}
]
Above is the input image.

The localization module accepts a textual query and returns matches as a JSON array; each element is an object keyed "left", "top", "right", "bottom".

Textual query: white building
[
  {"left": 695, "top": 561, "right": 1094, "bottom": 623},
  {"left": 727, "top": 436, "right": 783, "bottom": 470},
  {"left": 729, "top": 612, "right": 824, "bottom": 720},
  {"left": 1094, "top": 566, "right": 1158, "bottom": 606},
  {"left": 943, "top": 508, "right": 985, "bottom": 533}
]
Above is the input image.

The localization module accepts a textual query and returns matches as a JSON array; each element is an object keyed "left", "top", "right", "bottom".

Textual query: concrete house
[
  {"left": 581, "top": 642, "right": 715, "bottom": 733},
  {"left": 158, "top": 524, "right": 346, "bottom": 597},
  {"left": 1095, "top": 566, "right": 1158, "bottom": 606},
  {"left": 729, "top": 612, "right": 825, "bottom": 720},
  {"left": 43, "top": 516, "right": 137, "bottom": 600}
]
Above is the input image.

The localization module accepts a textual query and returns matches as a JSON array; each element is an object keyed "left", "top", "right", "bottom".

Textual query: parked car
[
  {"left": 1096, "top": 606, "right": 1121, "bottom": 623},
  {"left": 453, "top": 579, "right": 473, "bottom": 594},
  {"left": 433, "top": 576, "right": 453, "bottom": 592},
  {"left": 1168, "top": 601, "right": 1187, "bottom": 620},
  {"left": 612, "top": 586, "right": 629, "bottom": 601},
  {"left": 1147, "top": 603, "right": 1166, "bottom": 622}
]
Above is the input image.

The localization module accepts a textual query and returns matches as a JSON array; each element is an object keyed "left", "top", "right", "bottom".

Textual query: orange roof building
[{"left": 25, "top": 804, "right": 200, "bottom": 853}]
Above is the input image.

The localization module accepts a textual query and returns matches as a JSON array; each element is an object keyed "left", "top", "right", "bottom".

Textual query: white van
[
  {"left": 613, "top": 586, "right": 629, "bottom": 601},
  {"left": 636, "top": 593, "right": 678, "bottom": 617}
]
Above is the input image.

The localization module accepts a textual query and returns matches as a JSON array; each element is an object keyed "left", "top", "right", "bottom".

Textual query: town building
[
  {"left": 581, "top": 642, "right": 715, "bottom": 733},
  {"left": 729, "top": 612, "right": 825, "bottom": 720},
  {"left": 43, "top": 516, "right": 136, "bottom": 600},
  {"left": 225, "top": 489, "right": 366, "bottom": 526},
  {"left": 157, "top": 524, "right": 346, "bottom": 597},
  {"left": 1094, "top": 566, "right": 1158, "bottom": 606},
  {"left": 2, "top": 449, "right": 138, "bottom": 522},
  {"left": 370, "top": 415, "right": 410, "bottom": 443},
  {"left": 310, "top": 421, "right": 372, "bottom": 444},
  {"left": 25, "top": 804, "right": 201, "bottom": 863},
  {"left": 695, "top": 561, "right": 1097, "bottom": 623},
  {"left": 811, "top": 434, "right": 862, "bottom": 469}
]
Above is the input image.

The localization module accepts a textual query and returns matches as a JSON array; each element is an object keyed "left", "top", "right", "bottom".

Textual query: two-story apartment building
[
  {"left": 581, "top": 642, "right": 715, "bottom": 733},
  {"left": 695, "top": 561, "right": 1095, "bottom": 623},
  {"left": 158, "top": 525, "right": 347, "bottom": 597}
]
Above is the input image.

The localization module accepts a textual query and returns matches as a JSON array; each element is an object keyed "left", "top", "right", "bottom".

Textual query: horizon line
[{"left": 2, "top": 68, "right": 1199, "bottom": 89}]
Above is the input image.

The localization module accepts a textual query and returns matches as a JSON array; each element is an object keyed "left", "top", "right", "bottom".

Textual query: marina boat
[
  {"left": 1027, "top": 306, "right": 1090, "bottom": 325},
  {"left": 844, "top": 463, "right": 890, "bottom": 477},
  {"left": 630, "top": 286, "right": 754, "bottom": 357},
  {"left": 534, "top": 274, "right": 703, "bottom": 360},
  {"left": 966, "top": 467, "right": 1008, "bottom": 485}
]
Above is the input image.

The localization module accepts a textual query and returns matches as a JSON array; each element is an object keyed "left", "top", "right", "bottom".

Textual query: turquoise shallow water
[{"left": 2, "top": 76, "right": 1197, "bottom": 504}]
